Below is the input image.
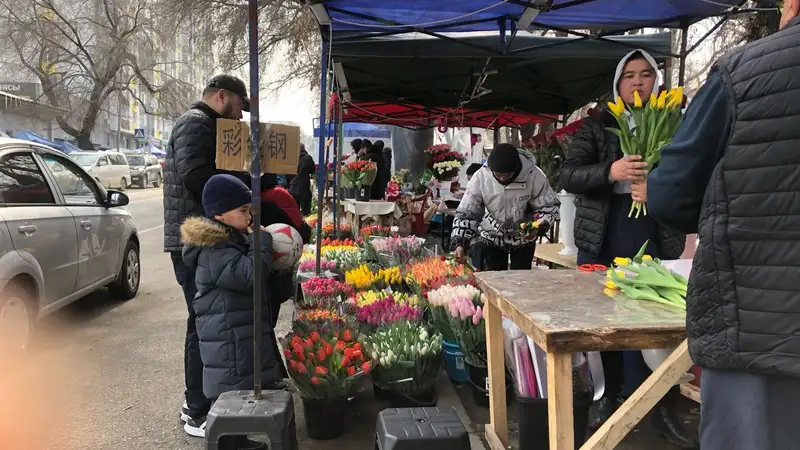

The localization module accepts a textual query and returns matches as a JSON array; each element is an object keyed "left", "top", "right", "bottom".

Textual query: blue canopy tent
[
  {"left": 52, "top": 138, "right": 79, "bottom": 154},
  {"left": 14, "top": 131, "right": 59, "bottom": 149}
]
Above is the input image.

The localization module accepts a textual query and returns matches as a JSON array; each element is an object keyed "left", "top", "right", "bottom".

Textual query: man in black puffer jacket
[
  {"left": 163, "top": 74, "right": 251, "bottom": 432},
  {"left": 646, "top": 5, "right": 800, "bottom": 448},
  {"left": 560, "top": 50, "right": 691, "bottom": 448}
]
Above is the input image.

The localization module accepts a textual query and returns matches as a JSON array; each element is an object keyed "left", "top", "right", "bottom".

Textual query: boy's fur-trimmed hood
[{"left": 180, "top": 217, "right": 231, "bottom": 247}]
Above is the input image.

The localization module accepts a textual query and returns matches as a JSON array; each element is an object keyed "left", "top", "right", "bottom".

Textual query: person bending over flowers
[{"left": 450, "top": 143, "right": 559, "bottom": 271}]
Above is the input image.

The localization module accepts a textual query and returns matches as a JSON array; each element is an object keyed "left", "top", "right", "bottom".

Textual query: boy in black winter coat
[{"left": 179, "top": 174, "right": 284, "bottom": 439}]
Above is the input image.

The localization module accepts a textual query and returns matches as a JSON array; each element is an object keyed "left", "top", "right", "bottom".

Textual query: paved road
[{"left": 1, "top": 188, "right": 291, "bottom": 450}]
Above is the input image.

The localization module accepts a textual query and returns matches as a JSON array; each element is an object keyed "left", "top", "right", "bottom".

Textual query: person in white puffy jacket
[{"left": 451, "top": 143, "right": 559, "bottom": 270}]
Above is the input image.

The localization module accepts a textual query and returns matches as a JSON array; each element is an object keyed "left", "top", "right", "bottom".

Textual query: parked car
[
  {"left": 0, "top": 139, "right": 140, "bottom": 361},
  {"left": 125, "top": 154, "right": 163, "bottom": 188},
  {"left": 70, "top": 151, "right": 132, "bottom": 191}
]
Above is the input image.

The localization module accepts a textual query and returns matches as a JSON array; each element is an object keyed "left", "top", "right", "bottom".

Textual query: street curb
[{"left": 436, "top": 374, "right": 487, "bottom": 450}]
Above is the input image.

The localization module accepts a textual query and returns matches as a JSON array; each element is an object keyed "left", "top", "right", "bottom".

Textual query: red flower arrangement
[
  {"left": 359, "top": 224, "right": 394, "bottom": 239},
  {"left": 281, "top": 327, "right": 372, "bottom": 400},
  {"left": 299, "top": 277, "right": 354, "bottom": 309},
  {"left": 385, "top": 180, "right": 401, "bottom": 201},
  {"left": 342, "top": 160, "right": 377, "bottom": 187}
]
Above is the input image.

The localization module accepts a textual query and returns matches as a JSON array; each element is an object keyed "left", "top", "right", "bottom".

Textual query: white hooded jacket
[{"left": 450, "top": 151, "right": 559, "bottom": 249}]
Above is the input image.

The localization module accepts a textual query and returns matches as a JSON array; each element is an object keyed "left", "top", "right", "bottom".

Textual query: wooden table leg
[
  {"left": 581, "top": 340, "right": 693, "bottom": 450},
  {"left": 548, "top": 351, "right": 575, "bottom": 450},
  {"left": 483, "top": 300, "right": 508, "bottom": 450}
]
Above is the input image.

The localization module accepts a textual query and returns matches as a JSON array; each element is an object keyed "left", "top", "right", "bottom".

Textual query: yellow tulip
[
  {"left": 613, "top": 257, "right": 631, "bottom": 266},
  {"left": 607, "top": 96, "right": 626, "bottom": 117},
  {"left": 642, "top": 255, "right": 653, "bottom": 261},
  {"left": 657, "top": 90, "right": 667, "bottom": 108},
  {"left": 649, "top": 93, "right": 657, "bottom": 108},
  {"left": 633, "top": 90, "right": 643, "bottom": 108},
  {"left": 668, "top": 87, "right": 684, "bottom": 108},
  {"left": 605, "top": 280, "right": 619, "bottom": 290}
]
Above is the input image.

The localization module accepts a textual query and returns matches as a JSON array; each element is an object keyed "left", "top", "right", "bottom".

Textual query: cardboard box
[{"left": 215, "top": 118, "right": 300, "bottom": 175}]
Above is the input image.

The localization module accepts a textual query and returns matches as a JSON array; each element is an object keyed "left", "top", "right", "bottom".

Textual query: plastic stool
[
  {"left": 205, "top": 390, "right": 297, "bottom": 450},
  {"left": 375, "top": 407, "right": 470, "bottom": 450}
]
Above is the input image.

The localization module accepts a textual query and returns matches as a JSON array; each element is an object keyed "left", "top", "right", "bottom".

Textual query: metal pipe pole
[
  {"left": 678, "top": 24, "right": 689, "bottom": 87},
  {"left": 247, "top": 0, "right": 263, "bottom": 401},
  {"left": 331, "top": 109, "right": 339, "bottom": 237},
  {"left": 315, "top": 39, "right": 329, "bottom": 275}
]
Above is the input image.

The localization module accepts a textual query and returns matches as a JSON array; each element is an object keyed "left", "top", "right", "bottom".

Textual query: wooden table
[
  {"left": 534, "top": 243, "right": 578, "bottom": 269},
  {"left": 475, "top": 270, "right": 691, "bottom": 450}
]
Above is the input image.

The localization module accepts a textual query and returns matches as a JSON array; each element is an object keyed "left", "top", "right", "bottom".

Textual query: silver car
[{"left": 0, "top": 139, "right": 140, "bottom": 361}]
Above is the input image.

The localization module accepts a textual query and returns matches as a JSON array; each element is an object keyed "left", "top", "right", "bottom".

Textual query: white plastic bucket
[{"left": 557, "top": 191, "right": 578, "bottom": 255}]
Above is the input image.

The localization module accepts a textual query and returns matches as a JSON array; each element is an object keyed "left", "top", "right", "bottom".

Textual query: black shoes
[
  {"left": 651, "top": 404, "right": 699, "bottom": 449},
  {"left": 588, "top": 395, "right": 618, "bottom": 430}
]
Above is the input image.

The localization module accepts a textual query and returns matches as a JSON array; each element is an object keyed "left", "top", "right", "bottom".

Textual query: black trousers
[
  {"left": 476, "top": 243, "right": 535, "bottom": 271},
  {"left": 171, "top": 252, "right": 212, "bottom": 419}
]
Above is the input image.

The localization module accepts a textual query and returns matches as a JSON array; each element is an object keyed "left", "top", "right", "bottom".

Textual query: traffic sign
[{"left": 134, "top": 128, "right": 145, "bottom": 139}]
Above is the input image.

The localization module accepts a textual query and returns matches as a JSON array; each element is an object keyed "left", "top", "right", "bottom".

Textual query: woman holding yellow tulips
[{"left": 560, "top": 49, "right": 693, "bottom": 448}]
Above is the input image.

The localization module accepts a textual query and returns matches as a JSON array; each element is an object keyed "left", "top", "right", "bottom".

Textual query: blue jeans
[{"left": 171, "top": 252, "right": 211, "bottom": 419}]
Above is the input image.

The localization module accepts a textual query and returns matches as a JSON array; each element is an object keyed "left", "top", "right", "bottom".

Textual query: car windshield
[
  {"left": 127, "top": 156, "right": 145, "bottom": 166},
  {"left": 71, "top": 154, "right": 98, "bottom": 166}
]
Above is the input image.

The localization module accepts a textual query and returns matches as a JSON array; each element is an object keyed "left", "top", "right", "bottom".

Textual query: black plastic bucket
[
  {"left": 356, "top": 185, "right": 371, "bottom": 201},
  {"left": 373, "top": 382, "right": 437, "bottom": 408},
  {"left": 517, "top": 394, "right": 592, "bottom": 450},
  {"left": 302, "top": 397, "right": 347, "bottom": 440},
  {"left": 466, "top": 362, "right": 514, "bottom": 408}
]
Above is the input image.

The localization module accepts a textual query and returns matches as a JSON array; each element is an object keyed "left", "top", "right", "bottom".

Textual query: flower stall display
[
  {"left": 365, "top": 321, "right": 444, "bottom": 406},
  {"left": 345, "top": 264, "right": 381, "bottom": 291},
  {"left": 320, "top": 223, "right": 353, "bottom": 240},
  {"left": 371, "top": 236, "right": 427, "bottom": 266},
  {"left": 342, "top": 160, "right": 377, "bottom": 187},
  {"left": 607, "top": 87, "right": 684, "bottom": 218},
  {"left": 426, "top": 284, "right": 485, "bottom": 344},
  {"left": 385, "top": 180, "right": 401, "bottom": 201},
  {"left": 298, "top": 260, "right": 338, "bottom": 274},
  {"left": 424, "top": 144, "right": 467, "bottom": 182},
  {"left": 281, "top": 326, "right": 372, "bottom": 439},
  {"left": 356, "top": 297, "right": 423, "bottom": 328},
  {"left": 299, "top": 277, "right": 354, "bottom": 310}
]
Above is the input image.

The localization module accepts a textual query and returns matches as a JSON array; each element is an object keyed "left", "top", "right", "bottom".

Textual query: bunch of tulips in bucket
[
  {"left": 405, "top": 257, "right": 474, "bottom": 296},
  {"left": 606, "top": 87, "right": 684, "bottom": 218},
  {"left": 372, "top": 236, "right": 427, "bottom": 266},
  {"left": 356, "top": 296, "right": 423, "bottom": 328},
  {"left": 426, "top": 284, "right": 485, "bottom": 345},
  {"left": 365, "top": 321, "right": 444, "bottom": 406},
  {"left": 445, "top": 294, "right": 487, "bottom": 367},
  {"left": 281, "top": 324, "right": 372, "bottom": 440},
  {"left": 425, "top": 144, "right": 466, "bottom": 182},
  {"left": 299, "top": 277, "right": 354, "bottom": 310}
]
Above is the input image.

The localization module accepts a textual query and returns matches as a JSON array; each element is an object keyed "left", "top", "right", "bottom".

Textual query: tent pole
[
  {"left": 493, "top": 127, "right": 500, "bottom": 149},
  {"left": 331, "top": 106, "right": 339, "bottom": 238},
  {"left": 315, "top": 37, "right": 329, "bottom": 275},
  {"left": 678, "top": 23, "right": 689, "bottom": 86},
  {"left": 246, "top": 0, "right": 263, "bottom": 401}
]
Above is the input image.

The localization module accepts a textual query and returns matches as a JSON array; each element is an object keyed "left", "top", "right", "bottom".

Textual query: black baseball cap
[{"left": 207, "top": 74, "right": 250, "bottom": 112}]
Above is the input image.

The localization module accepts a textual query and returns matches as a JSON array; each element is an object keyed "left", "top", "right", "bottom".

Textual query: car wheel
[
  {"left": 109, "top": 240, "right": 140, "bottom": 300},
  {"left": 119, "top": 178, "right": 127, "bottom": 191},
  {"left": 0, "top": 283, "right": 34, "bottom": 363},
  {"left": 153, "top": 173, "right": 161, "bottom": 188}
]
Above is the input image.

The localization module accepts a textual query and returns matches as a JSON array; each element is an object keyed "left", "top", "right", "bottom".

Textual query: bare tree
[
  {"left": 0, "top": 0, "right": 190, "bottom": 148},
  {"left": 165, "top": 0, "right": 320, "bottom": 97}
]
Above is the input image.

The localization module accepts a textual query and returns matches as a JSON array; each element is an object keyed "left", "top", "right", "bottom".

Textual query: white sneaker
[
  {"left": 184, "top": 416, "right": 206, "bottom": 438},
  {"left": 180, "top": 402, "right": 190, "bottom": 422}
]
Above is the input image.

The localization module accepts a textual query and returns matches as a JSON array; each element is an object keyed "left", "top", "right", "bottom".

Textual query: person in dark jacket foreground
[
  {"left": 164, "top": 74, "right": 251, "bottom": 430},
  {"left": 560, "top": 50, "right": 692, "bottom": 448},
  {"left": 286, "top": 143, "right": 314, "bottom": 215},
  {"left": 180, "top": 175, "right": 283, "bottom": 440},
  {"left": 643, "top": 5, "right": 800, "bottom": 449},
  {"left": 452, "top": 144, "right": 559, "bottom": 271}
]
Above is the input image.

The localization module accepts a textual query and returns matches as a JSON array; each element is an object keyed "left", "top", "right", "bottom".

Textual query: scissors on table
[{"left": 578, "top": 264, "right": 607, "bottom": 274}]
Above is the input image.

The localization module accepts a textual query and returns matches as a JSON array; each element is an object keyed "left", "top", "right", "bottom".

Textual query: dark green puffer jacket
[{"left": 181, "top": 217, "right": 283, "bottom": 399}]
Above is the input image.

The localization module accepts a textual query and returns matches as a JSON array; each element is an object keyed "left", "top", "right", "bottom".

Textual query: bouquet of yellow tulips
[{"left": 607, "top": 87, "right": 684, "bottom": 218}]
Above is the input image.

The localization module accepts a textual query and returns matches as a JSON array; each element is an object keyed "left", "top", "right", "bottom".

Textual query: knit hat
[
  {"left": 487, "top": 143, "right": 521, "bottom": 173},
  {"left": 202, "top": 174, "right": 252, "bottom": 217}
]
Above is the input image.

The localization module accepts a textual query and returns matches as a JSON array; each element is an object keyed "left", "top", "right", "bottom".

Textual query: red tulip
[
  {"left": 341, "top": 357, "right": 351, "bottom": 368},
  {"left": 311, "top": 376, "right": 320, "bottom": 385},
  {"left": 283, "top": 349, "right": 292, "bottom": 359},
  {"left": 310, "top": 331, "right": 321, "bottom": 343},
  {"left": 296, "top": 363, "right": 307, "bottom": 374},
  {"left": 315, "top": 366, "right": 328, "bottom": 376},
  {"left": 344, "top": 347, "right": 354, "bottom": 359},
  {"left": 325, "top": 343, "right": 334, "bottom": 356},
  {"left": 343, "top": 329, "right": 353, "bottom": 342},
  {"left": 361, "top": 361, "right": 372, "bottom": 375},
  {"left": 317, "top": 348, "right": 326, "bottom": 362},
  {"left": 296, "top": 351, "right": 305, "bottom": 362},
  {"left": 347, "top": 366, "right": 356, "bottom": 377}
]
